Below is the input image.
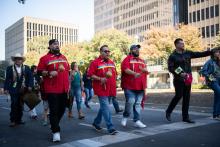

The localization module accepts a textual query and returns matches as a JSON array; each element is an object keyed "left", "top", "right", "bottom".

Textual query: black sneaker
[
  {"left": 116, "top": 109, "right": 123, "bottom": 114},
  {"left": 17, "top": 121, "right": 25, "bottom": 125},
  {"left": 92, "top": 123, "right": 102, "bottom": 132},
  {"left": 166, "top": 112, "right": 171, "bottom": 122},
  {"left": 182, "top": 118, "right": 195, "bottom": 123},
  {"left": 109, "top": 129, "right": 118, "bottom": 135},
  {"left": 213, "top": 115, "right": 220, "bottom": 120}
]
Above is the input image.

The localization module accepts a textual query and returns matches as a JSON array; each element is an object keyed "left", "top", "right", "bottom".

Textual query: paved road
[{"left": 0, "top": 92, "right": 219, "bottom": 147}]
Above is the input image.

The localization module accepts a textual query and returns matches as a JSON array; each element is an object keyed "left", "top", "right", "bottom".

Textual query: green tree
[
  {"left": 25, "top": 36, "right": 50, "bottom": 66},
  {"left": 27, "top": 36, "right": 50, "bottom": 53},
  {"left": 61, "top": 43, "right": 93, "bottom": 73},
  {"left": 90, "top": 28, "right": 134, "bottom": 72},
  {"left": 25, "top": 51, "right": 43, "bottom": 66}
]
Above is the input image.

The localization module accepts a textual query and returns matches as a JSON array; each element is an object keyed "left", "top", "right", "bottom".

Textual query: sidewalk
[{"left": 116, "top": 88, "right": 213, "bottom": 108}]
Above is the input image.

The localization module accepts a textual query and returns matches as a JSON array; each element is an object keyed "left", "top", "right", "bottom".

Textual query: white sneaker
[
  {"left": 121, "top": 118, "right": 127, "bottom": 127},
  {"left": 134, "top": 120, "right": 146, "bottom": 128},
  {"left": 53, "top": 132, "right": 61, "bottom": 142}
]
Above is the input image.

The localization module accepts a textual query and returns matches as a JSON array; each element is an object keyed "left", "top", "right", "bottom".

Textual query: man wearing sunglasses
[
  {"left": 121, "top": 44, "right": 148, "bottom": 128},
  {"left": 88, "top": 45, "right": 118, "bottom": 135}
]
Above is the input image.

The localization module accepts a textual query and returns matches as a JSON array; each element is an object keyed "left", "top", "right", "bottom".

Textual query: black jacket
[{"left": 168, "top": 50, "right": 211, "bottom": 81}]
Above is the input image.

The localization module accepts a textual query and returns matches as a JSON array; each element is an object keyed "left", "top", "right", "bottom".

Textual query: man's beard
[
  {"left": 132, "top": 52, "right": 139, "bottom": 57},
  {"left": 51, "top": 48, "right": 60, "bottom": 55}
]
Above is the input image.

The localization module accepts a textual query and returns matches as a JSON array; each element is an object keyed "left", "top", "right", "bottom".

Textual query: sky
[{"left": 0, "top": 0, "right": 94, "bottom": 60}]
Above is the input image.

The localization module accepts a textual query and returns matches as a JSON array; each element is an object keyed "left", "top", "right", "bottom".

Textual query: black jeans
[
  {"left": 47, "top": 93, "right": 67, "bottom": 133},
  {"left": 166, "top": 80, "right": 191, "bottom": 119},
  {"left": 10, "top": 94, "right": 23, "bottom": 123}
]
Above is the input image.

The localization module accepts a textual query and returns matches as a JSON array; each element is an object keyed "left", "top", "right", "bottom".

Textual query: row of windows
[
  {"left": 122, "top": 19, "right": 172, "bottom": 36},
  {"left": 26, "top": 30, "right": 77, "bottom": 39},
  {"left": 114, "top": 1, "right": 158, "bottom": 14},
  {"left": 189, "top": 0, "right": 205, "bottom": 6},
  {"left": 95, "top": 10, "right": 113, "bottom": 22},
  {"left": 94, "top": 1, "right": 114, "bottom": 15},
  {"left": 114, "top": 12, "right": 158, "bottom": 29},
  {"left": 95, "top": 19, "right": 113, "bottom": 30},
  {"left": 201, "top": 24, "right": 219, "bottom": 38},
  {"left": 114, "top": 7, "right": 159, "bottom": 23},
  {"left": 189, "top": 5, "right": 219, "bottom": 23},
  {"left": 114, "top": 11, "right": 159, "bottom": 29},
  {"left": 26, "top": 22, "right": 78, "bottom": 36}
]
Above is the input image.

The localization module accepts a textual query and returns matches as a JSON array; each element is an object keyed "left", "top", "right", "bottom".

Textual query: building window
[
  {"left": 206, "top": 26, "right": 210, "bottom": 37},
  {"left": 201, "top": 9, "right": 205, "bottom": 20},
  {"left": 210, "top": 6, "right": 214, "bottom": 18},
  {"left": 206, "top": 7, "right": 209, "bottom": 19},
  {"left": 193, "top": 11, "right": 196, "bottom": 22},
  {"left": 27, "top": 22, "right": 29, "bottom": 29},
  {"left": 215, "top": 5, "right": 219, "bottom": 17},
  {"left": 189, "top": 13, "right": 192, "bottom": 23},
  {"left": 201, "top": 0, "right": 204, "bottom": 2},
  {"left": 211, "top": 25, "right": 214, "bottom": 36},
  {"left": 216, "top": 24, "right": 219, "bottom": 35},
  {"left": 189, "top": 0, "right": 191, "bottom": 6},
  {"left": 197, "top": 10, "right": 200, "bottom": 21},
  {"left": 202, "top": 27, "right": 205, "bottom": 38},
  {"left": 193, "top": 0, "right": 196, "bottom": 4},
  {"left": 197, "top": 0, "right": 200, "bottom": 3}
]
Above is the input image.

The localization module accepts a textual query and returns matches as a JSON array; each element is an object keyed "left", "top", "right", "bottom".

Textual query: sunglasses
[{"left": 103, "top": 50, "right": 111, "bottom": 54}]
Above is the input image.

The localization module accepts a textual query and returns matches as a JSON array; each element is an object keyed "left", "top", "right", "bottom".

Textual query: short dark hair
[
  {"left": 174, "top": 38, "right": 183, "bottom": 46},
  {"left": 31, "top": 65, "right": 37, "bottom": 72},
  {"left": 211, "top": 47, "right": 220, "bottom": 59},
  {"left": 71, "top": 62, "right": 77, "bottom": 70},
  {"left": 49, "top": 39, "right": 59, "bottom": 45},
  {"left": 100, "top": 45, "right": 108, "bottom": 51}
]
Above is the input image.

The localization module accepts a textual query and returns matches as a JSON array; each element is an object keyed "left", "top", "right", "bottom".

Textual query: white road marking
[
  {"left": 143, "top": 107, "right": 211, "bottom": 117},
  {"left": 51, "top": 117, "right": 219, "bottom": 147},
  {"left": 0, "top": 106, "right": 10, "bottom": 110}
]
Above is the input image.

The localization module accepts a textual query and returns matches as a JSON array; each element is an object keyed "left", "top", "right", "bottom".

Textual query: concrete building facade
[
  {"left": 5, "top": 16, "right": 78, "bottom": 62},
  {"left": 94, "top": 0, "right": 173, "bottom": 41},
  {"left": 188, "top": 0, "right": 220, "bottom": 47}
]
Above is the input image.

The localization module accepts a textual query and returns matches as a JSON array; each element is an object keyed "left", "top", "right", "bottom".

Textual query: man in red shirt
[
  {"left": 121, "top": 44, "right": 148, "bottom": 128},
  {"left": 37, "top": 39, "right": 70, "bottom": 142},
  {"left": 88, "top": 45, "right": 118, "bottom": 135}
]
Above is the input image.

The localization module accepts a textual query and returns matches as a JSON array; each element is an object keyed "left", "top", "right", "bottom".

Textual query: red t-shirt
[
  {"left": 121, "top": 55, "right": 147, "bottom": 90},
  {"left": 88, "top": 56, "right": 116, "bottom": 97},
  {"left": 37, "top": 52, "right": 70, "bottom": 93}
]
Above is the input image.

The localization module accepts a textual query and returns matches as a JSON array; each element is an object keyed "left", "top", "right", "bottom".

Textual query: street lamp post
[{"left": 18, "top": 0, "right": 26, "bottom": 4}]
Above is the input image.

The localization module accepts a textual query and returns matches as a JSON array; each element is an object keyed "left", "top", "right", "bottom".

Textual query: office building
[
  {"left": 5, "top": 16, "right": 78, "bottom": 62},
  {"left": 188, "top": 0, "right": 220, "bottom": 47}
]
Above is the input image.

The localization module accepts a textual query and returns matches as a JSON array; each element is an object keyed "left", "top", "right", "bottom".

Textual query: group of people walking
[{"left": 3, "top": 38, "right": 220, "bottom": 142}]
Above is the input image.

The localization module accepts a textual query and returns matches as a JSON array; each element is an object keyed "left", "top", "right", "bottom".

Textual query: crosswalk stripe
[{"left": 50, "top": 117, "right": 219, "bottom": 147}]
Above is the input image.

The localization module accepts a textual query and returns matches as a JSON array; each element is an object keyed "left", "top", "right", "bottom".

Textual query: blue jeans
[
  {"left": 93, "top": 96, "right": 114, "bottom": 131},
  {"left": 84, "top": 88, "right": 94, "bottom": 104},
  {"left": 123, "top": 89, "right": 144, "bottom": 122},
  {"left": 70, "top": 86, "right": 82, "bottom": 111},
  {"left": 208, "top": 78, "right": 220, "bottom": 116},
  {"left": 108, "top": 96, "right": 120, "bottom": 112}
]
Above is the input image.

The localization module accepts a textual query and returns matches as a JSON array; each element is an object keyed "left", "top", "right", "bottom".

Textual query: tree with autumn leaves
[
  {"left": 140, "top": 25, "right": 205, "bottom": 63},
  {"left": 214, "top": 32, "right": 220, "bottom": 47}
]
